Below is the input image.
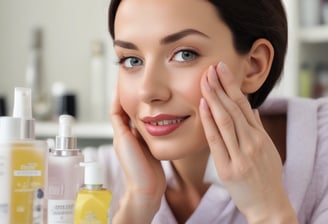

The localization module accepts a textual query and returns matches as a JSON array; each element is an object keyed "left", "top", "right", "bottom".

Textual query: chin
[{"left": 146, "top": 137, "right": 208, "bottom": 161}]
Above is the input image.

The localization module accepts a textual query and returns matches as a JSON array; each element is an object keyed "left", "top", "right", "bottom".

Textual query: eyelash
[
  {"left": 172, "top": 49, "right": 199, "bottom": 63},
  {"left": 116, "top": 57, "right": 129, "bottom": 65},
  {"left": 116, "top": 49, "right": 200, "bottom": 68}
]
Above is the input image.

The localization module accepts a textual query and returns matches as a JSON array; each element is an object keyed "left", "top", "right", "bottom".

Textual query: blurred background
[
  {"left": 0, "top": 0, "right": 117, "bottom": 147},
  {"left": 0, "top": 0, "right": 327, "bottom": 147}
]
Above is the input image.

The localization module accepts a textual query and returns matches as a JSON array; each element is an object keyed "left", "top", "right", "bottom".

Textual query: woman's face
[{"left": 114, "top": 0, "right": 247, "bottom": 160}]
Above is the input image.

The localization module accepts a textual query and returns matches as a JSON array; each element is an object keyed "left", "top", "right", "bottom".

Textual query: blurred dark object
[
  {"left": 58, "top": 93, "right": 77, "bottom": 118},
  {"left": 0, "top": 96, "right": 7, "bottom": 116}
]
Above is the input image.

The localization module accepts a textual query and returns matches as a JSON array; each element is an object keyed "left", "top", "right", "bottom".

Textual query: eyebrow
[
  {"left": 160, "top": 28, "right": 209, "bottom": 45},
  {"left": 113, "top": 40, "right": 139, "bottom": 50},
  {"left": 113, "top": 28, "right": 209, "bottom": 50}
]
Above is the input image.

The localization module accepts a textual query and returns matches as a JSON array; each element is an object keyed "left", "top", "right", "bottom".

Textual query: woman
[{"left": 96, "top": 0, "right": 328, "bottom": 223}]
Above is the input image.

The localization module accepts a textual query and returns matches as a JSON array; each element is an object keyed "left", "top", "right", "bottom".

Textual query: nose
[{"left": 139, "top": 62, "right": 171, "bottom": 104}]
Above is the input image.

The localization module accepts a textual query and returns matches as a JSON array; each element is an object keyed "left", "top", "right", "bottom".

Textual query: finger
[
  {"left": 253, "top": 109, "right": 264, "bottom": 128},
  {"left": 110, "top": 90, "right": 153, "bottom": 180},
  {"left": 109, "top": 88, "right": 165, "bottom": 194},
  {"left": 199, "top": 97, "right": 231, "bottom": 166},
  {"left": 110, "top": 87, "right": 131, "bottom": 136},
  {"left": 131, "top": 124, "right": 148, "bottom": 147},
  {"left": 206, "top": 65, "right": 256, "bottom": 154},
  {"left": 216, "top": 62, "right": 259, "bottom": 128},
  {"left": 200, "top": 66, "right": 240, "bottom": 159}
]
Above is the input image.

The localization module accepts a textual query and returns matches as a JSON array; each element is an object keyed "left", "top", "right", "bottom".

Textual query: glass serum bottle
[
  {"left": 74, "top": 162, "right": 112, "bottom": 224},
  {"left": 47, "top": 115, "right": 84, "bottom": 224}
]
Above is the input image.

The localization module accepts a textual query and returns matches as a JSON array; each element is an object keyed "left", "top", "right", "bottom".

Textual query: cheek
[
  {"left": 118, "top": 79, "right": 138, "bottom": 119},
  {"left": 179, "top": 81, "right": 202, "bottom": 107},
  {"left": 173, "top": 68, "right": 203, "bottom": 105}
]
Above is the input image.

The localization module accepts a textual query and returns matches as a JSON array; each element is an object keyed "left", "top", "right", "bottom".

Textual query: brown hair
[{"left": 108, "top": 0, "right": 288, "bottom": 108}]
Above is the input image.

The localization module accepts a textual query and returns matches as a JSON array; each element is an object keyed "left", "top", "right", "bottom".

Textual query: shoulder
[
  {"left": 262, "top": 97, "right": 328, "bottom": 221},
  {"left": 303, "top": 98, "right": 328, "bottom": 223},
  {"left": 288, "top": 97, "right": 328, "bottom": 222},
  {"left": 312, "top": 98, "right": 328, "bottom": 189},
  {"left": 282, "top": 97, "right": 328, "bottom": 174}
]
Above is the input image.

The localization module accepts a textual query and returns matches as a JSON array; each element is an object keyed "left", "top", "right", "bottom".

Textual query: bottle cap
[
  {"left": 80, "top": 162, "right": 103, "bottom": 186},
  {"left": 12, "top": 87, "right": 35, "bottom": 139},
  {"left": 0, "top": 116, "right": 21, "bottom": 143}
]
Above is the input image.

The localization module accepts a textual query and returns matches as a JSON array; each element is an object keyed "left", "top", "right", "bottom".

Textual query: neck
[
  {"left": 165, "top": 149, "right": 210, "bottom": 223},
  {"left": 171, "top": 148, "right": 210, "bottom": 190}
]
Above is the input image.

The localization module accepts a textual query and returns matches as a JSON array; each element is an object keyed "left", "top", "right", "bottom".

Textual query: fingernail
[
  {"left": 200, "top": 98, "right": 208, "bottom": 110},
  {"left": 204, "top": 77, "right": 211, "bottom": 92},
  {"left": 209, "top": 65, "right": 219, "bottom": 83},
  {"left": 203, "top": 69, "right": 212, "bottom": 92},
  {"left": 218, "top": 62, "right": 226, "bottom": 74}
]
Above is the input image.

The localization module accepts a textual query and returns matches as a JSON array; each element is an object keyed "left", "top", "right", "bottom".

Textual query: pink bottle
[{"left": 47, "top": 115, "right": 84, "bottom": 224}]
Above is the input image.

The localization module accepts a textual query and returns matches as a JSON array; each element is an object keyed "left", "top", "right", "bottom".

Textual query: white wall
[
  {"left": 270, "top": 0, "right": 299, "bottom": 98},
  {"left": 0, "top": 0, "right": 117, "bottom": 121}
]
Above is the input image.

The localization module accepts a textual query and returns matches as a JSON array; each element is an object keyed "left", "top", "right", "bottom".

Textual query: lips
[{"left": 142, "top": 114, "right": 189, "bottom": 136}]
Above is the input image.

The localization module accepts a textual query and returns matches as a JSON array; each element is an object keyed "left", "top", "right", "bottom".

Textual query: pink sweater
[{"left": 93, "top": 97, "right": 328, "bottom": 223}]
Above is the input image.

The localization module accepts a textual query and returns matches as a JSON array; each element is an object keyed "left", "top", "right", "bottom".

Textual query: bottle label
[
  {"left": 10, "top": 144, "right": 46, "bottom": 224},
  {"left": 48, "top": 200, "right": 75, "bottom": 224},
  {"left": 80, "top": 211, "right": 103, "bottom": 224}
]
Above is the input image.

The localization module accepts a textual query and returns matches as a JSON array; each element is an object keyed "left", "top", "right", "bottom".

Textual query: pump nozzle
[
  {"left": 59, "top": 114, "right": 74, "bottom": 137},
  {"left": 13, "top": 87, "right": 32, "bottom": 119},
  {"left": 55, "top": 114, "right": 77, "bottom": 150},
  {"left": 12, "top": 87, "right": 34, "bottom": 139}
]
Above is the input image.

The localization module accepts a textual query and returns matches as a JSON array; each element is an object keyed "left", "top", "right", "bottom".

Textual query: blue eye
[
  {"left": 119, "top": 57, "right": 143, "bottom": 68},
  {"left": 173, "top": 50, "right": 198, "bottom": 62}
]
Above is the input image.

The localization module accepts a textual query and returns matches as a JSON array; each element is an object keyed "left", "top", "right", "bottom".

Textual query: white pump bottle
[{"left": 47, "top": 114, "right": 84, "bottom": 224}]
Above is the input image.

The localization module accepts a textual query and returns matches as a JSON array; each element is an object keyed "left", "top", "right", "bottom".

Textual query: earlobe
[{"left": 241, "top": 38, "right": 274, "bottom": 94}]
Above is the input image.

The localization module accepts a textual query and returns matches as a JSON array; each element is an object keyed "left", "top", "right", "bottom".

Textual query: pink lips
[{"left": 142, "top": 114, "right": 189, "bottom": 136}]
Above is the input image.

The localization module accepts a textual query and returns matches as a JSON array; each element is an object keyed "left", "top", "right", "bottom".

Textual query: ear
[{"left": 241, "top": 38, "right": 274, "bottom": 94}]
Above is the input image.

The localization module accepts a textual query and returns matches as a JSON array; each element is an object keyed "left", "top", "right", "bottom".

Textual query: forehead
[{"left": 114, "top": 0, "right": 222, "bottom": 40}]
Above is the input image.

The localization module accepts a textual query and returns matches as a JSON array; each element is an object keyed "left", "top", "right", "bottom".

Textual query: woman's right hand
[{"left": 110, "top": 88, "right": 166, "bottom": 224}]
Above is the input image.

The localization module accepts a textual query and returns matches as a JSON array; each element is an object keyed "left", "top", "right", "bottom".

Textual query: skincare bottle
[
  {"left": 74, "top": 162, "right": 112, "bottom": 224},
  {"left": 8, "top": 87, "right": 48, "bottom": 224},
  {"left": 47, "top": 114, "right": 84, "bottom": 224},
  {"left": 0, "top": 116, "right": 20, "bottom": 224}
]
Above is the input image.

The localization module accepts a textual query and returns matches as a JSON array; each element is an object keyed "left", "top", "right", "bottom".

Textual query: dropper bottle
[
  {"left": 74, "top": 162, "right": 112, "bottom": 224},
  {"left": 47, "top": 114, "right": 84, "bottom": 224}
]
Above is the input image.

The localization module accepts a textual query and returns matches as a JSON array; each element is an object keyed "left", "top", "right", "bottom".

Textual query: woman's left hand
[{"left": 199, "top": 62, "right": 297, "bottom": 223}]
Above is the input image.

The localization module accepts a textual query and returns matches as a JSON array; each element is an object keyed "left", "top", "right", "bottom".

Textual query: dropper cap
[
  {"left": 80, "top": 162, "right": 103, "bottom": 187},
  {"left": 12, "top": 87, "right": 35, "bottom": 139},
  {"left": 55, "top": 114, "right": 77, "bottom": 150}
]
